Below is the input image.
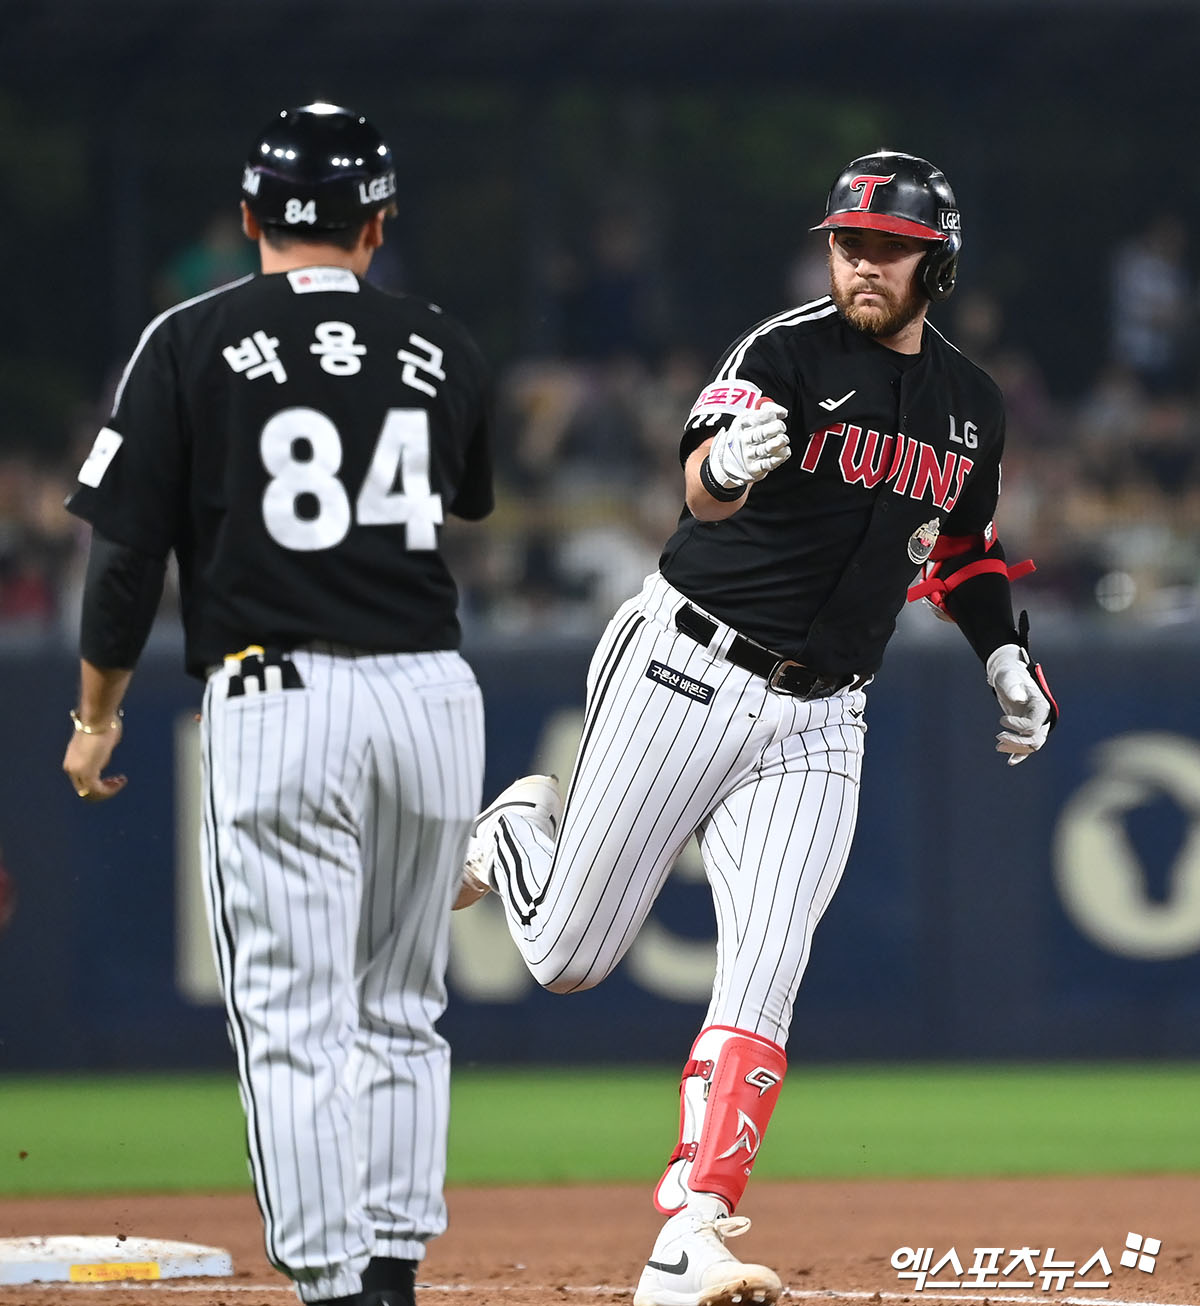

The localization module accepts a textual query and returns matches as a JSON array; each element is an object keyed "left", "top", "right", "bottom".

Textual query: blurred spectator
[
  {"left": 15, "top": 219, "right": 1200, "bottom": 642},
  {"left": 1130, "top": 394, "right": 1200, "bottom": 499},
  {"left": 784, "top": 241, "right": 831, "bottom": 306},
  {"left": 1109, "top": 214, "right": 1193, "bottom": 395},
  {"left": 1071, "top": 362, "right": 1149, "bottom": 491},
  {"left": 951, "top": 288, "right": 1057, "bottom": 447},
  {"left": 154, "top": 211, "right": 258, "bottom": 308},
  {"left": 549, "top": 204, "right": 666, "bottom": 363},
  {"left": 0, "top": 456, "right": 75, "bottom": 629}
]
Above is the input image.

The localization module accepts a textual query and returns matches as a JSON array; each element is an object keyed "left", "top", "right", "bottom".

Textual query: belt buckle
[{"left": 768, "top": 659, "right": 804, "bottom": 693}]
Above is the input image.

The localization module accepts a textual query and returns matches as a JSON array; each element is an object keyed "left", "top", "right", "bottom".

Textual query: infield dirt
[{"left": 0, "top": 1176, "right": 1197, "bottom": 1305}]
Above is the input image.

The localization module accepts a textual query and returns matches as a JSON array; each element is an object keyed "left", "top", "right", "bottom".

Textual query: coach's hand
[
  {"left": 63, "top": 713, "right": 128, "bottom": 802},
  {"left": 706, "top": 403, "right": 790, "bottom": 488},
  {"left": 986, "top": 644, "right": 1054, "bottom": 766}
]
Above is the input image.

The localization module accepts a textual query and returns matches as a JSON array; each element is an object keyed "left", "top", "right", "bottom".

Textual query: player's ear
[
  {"left": 240, "top": 201, "right": 261, "bottom": 242},
  {"left": 364, "top": 211, "right": 386, "bottom": 250}
]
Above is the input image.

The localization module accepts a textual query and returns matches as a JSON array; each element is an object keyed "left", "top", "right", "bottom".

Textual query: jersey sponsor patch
[
  {"left": 287, "top": 267, "right": 360, "bottom": 294},
  {"left": 646, "top": 659, "right": 714, "bottom": 705},
  {"left": 77, "top": 426, "right": 123, "bottom": 487},
  {"left": 687, "top": 381, "right": 764, "bottom": 423},
  {"left": 907, "top": 516, "right": 941, "bottom": 564}
]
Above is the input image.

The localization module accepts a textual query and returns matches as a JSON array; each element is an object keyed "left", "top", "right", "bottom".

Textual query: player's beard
[{"left": 829, "top": 269, "right": 926, "bottom": 339}]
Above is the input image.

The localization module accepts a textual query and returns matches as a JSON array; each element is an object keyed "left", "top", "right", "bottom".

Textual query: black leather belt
[{"left": 674, "top": 604, "right": 854, "bottom": 700}]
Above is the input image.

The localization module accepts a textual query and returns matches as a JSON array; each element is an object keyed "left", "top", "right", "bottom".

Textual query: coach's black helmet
[
  {"left": 812, "top": 151, "right": 962, "bottom": 301},
  {"left": 241, "top": 102, "right": 397, "bottom": 232}
]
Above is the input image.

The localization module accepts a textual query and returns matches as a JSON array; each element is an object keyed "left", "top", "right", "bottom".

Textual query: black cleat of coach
[{"left": 312, "top": 1256, "right": 416, "bottom": 1306}]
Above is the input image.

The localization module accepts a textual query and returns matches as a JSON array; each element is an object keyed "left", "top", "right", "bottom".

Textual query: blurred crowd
[{"left": 2, "top": 210, "right": 1197, "bottom": 651}]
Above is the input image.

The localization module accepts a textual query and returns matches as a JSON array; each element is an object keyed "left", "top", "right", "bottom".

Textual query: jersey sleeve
[
  {"left": 925, "top": 410, "right": 1024, "bottom": 662},
  {"left": 449, "top": 408, "right": 494, "bottom": 520},
  {"left": 679, "top": 326, "right": 794, "bottom": 464},
  {"left": 66, "top": 322, "right": 186, "bottom": 558},
  {"left": 942, "top": 409, "right": 1004, "bottom": 535},
  {"left": 444, "top": 323, "right": 494, "bottom": 521}
]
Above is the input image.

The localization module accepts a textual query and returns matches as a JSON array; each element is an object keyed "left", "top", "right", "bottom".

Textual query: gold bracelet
[{"left": 69, "top": 708, "right": 124, "bottom": 735}]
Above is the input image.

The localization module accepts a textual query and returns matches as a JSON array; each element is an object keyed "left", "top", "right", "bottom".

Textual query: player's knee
[
  {"left": 541, "top": 972, "right": 598, "bottom": 996},
  {"left": 530, "top": 955, "right": 607, "bottom": 995}
]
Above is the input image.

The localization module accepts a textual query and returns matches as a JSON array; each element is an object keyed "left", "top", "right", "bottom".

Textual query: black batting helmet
[
  {"left": 241, "top": 102, "right": 397, "bottom": 232},
  {"left": 812, "top": 151, "right": 961, "bottom": 301}
]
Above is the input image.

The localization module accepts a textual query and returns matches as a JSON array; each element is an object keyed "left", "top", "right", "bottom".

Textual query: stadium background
[
  {"left": 2, "top": 0, "right": 1197, "bottom": 1069},
  {"left": 1, "top": 7, "right": 1199, "bottom": 1287}
]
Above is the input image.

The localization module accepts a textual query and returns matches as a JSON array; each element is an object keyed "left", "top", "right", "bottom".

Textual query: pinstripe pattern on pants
[
  {"left": 491, "top": 571, "right": 865, "bottom": 1047},
  {"left": 200, "top": 647, "right": 484, "bottom": 1303}
]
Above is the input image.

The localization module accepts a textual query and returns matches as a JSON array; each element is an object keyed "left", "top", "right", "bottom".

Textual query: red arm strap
[
  {"left": 908, "top": 556, "right": 1035, "bottom": 605},
  {"left": 928, "top": 531, "right": 992, "bottom": 561}
]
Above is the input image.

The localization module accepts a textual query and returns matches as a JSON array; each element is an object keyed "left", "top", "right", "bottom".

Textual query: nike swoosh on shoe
[{"left": 645, "top": 1252, "right": 689, "bottom": 1275}]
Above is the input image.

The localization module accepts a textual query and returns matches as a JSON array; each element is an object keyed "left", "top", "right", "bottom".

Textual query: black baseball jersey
[
  {"left": 68, "top": 267, "right": 493, "bottom": 676},
  {"left": 659, "top": 295, "right": 1005, "bottom": 676}
]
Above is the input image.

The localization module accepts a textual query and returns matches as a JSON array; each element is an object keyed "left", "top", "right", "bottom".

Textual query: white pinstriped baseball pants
[
  {"left": 199, "top": 647, "right": 484, "bottom": 1303},
  {"left": 493, "top": 571, "right": 866, "bottom": 1045}
]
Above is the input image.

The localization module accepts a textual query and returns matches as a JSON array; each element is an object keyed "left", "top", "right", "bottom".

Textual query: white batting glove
[
  {"left": 706, "top": 403, "right": 790, "bottom": 488},
  {"left": 986, "top": 643, "right": 1052, "bottom": 766}
]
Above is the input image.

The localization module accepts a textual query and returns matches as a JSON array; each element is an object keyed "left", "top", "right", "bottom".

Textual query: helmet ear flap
[{"left": 921, "top": 230, "right": 961, "bottom": 301}]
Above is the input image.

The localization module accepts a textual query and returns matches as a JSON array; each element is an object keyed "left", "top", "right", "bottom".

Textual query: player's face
[{"left": 827, "top": 229, "right": 930, "bottom": 339}]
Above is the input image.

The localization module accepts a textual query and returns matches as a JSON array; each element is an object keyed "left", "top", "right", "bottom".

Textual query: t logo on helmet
[{"left": 849, "top": 174, "right": 896, "bottom": 210}]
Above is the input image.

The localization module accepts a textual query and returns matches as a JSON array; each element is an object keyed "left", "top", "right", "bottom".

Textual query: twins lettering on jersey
[
  {"left": 222, "top": 325, "right": 445, "bottom": 395},
  {"left": 800, "top": 421, "right": 975, "bottom": 513}
]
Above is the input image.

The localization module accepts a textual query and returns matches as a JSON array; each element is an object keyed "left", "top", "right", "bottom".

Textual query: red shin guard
[{"left": 653, "top": 1025, "right": 787, "bottom": 1215}]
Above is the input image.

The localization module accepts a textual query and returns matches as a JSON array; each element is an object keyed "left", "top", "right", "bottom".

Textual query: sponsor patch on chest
[
  {"left": 646, "top": 660, "right": 714, "bottom": 705},
  {"left": 907, "top": 516, "right": 941, "bottom": 564}
]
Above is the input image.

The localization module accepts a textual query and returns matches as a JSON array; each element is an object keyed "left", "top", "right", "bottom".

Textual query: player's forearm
[
  {"left": 943, "top": 570, "right": 1020, "bottom": 664},
  {"left": 684, "top": 443, "right": 748, "bottom": 521},
  {"left": 76, "top": 661, "right": 133, "bottom": 730}
]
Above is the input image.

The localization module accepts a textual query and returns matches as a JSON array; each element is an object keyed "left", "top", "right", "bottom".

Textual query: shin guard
[{"left": 653, "top": 1025, "right": 787, "bottom": 1215}]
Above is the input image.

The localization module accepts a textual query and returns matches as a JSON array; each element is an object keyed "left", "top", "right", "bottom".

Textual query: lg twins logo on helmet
[
  {"left": 938, "top": 208, "right": 961, "bottom": 232},
  {"left": 849, "top": 173, "right": 896, "bottom": 209},
  {"left": 358, "top": 173, "right": 397, "bottom": 205},
  {"left": 241, "top": 165, "right": 261, "bottom": 196}
]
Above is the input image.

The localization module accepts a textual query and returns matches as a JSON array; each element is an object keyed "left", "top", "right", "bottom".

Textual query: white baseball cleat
[
  {"left": 633, "top": 1211, "right": 782, "bottom": 1306},
  {"left": 453, "top": 774, "right": 562, "bottom": 910}
]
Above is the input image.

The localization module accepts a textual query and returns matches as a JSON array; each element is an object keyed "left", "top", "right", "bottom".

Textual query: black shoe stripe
[{"left": 473, "top": 797, "right": 538, "bottom": 835}]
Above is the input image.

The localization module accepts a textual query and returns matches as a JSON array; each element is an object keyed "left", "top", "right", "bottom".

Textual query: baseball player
[
  {"left": 61, "top": 104, "right": 493, "bottom": 1306},
  {"left": 456, "top": 152, "right": 1058, "bottom": 1306}
]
